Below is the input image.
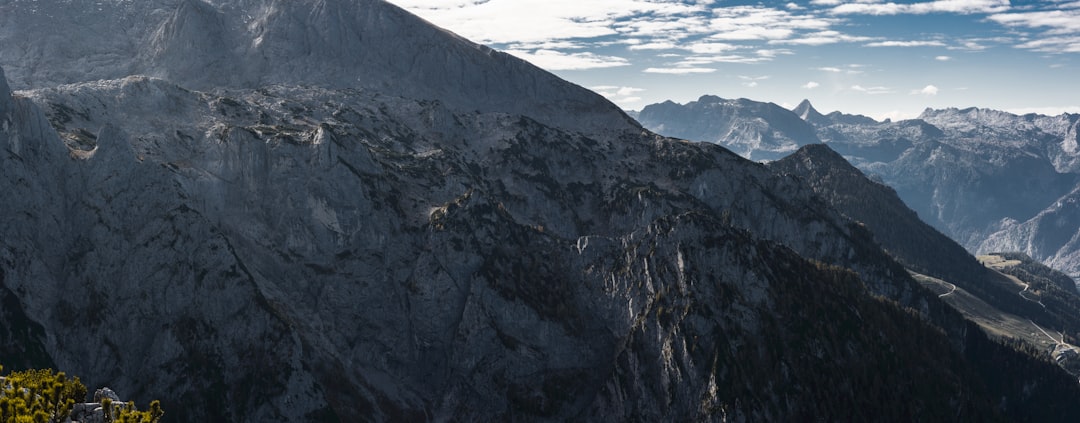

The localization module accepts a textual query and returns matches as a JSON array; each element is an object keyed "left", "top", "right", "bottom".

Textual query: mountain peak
[
  {"left": 0, "top": 0, "right": 634, "bottom": 134},
  {"left": 783, "top": 143, "right": 853, "bottom": 171},
  {"left": 793, "top": 99, "right": 827, "bottom": 124}
]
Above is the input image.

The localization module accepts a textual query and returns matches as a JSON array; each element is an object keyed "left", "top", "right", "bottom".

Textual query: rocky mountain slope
[
  {"left": 2, "top": 1, "right": 1080, "bottom": 422},
  {"left": 638, "top": 98, "right": 1080, "bottom": 281},
  {"left": 0, "top": 0, "right": 631, "bottom": 135},
  {"left": 771, "top": 145, "right": 1080, "bottom": 375}
]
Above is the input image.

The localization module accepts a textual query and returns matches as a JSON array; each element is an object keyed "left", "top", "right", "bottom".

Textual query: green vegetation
[
  {"left": 0, "top": 364, "right": 162, "bottom": 423},
  {"left": 100, "top": 397, "right": 164, "bottom": 423},
  {"left": 0, "top": 364, "right": 85, "bottom": 423}
]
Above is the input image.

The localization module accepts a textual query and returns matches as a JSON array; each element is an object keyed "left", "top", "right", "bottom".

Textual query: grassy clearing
[
  {"left": 911, "top": 271, "right": 1051, "bottom": 347},
  {"left": 977, "top": 254, "right": 1022, "bottom": 269}
]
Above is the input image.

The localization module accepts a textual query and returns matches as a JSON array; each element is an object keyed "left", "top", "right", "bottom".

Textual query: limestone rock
[{"left": 93, "top": 387, "right": 121, "bottom": 403}]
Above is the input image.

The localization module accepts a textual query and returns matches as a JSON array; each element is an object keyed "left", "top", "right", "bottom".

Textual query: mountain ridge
[
  {"left": 636, "top": 95, "right": 1080, "bottom": 280},
  {"left": 0, "top": 0, "right": 635, "bottom": 135},
  {"left": 3, "top": 1, "right": 1080, "bottom": 421},
  {"left": 635, "top": 95, "right": 820, "bottom": 161}
]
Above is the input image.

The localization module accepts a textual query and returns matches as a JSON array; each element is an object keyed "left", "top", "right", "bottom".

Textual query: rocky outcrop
[{"left": 65, "top": 387, "right": 133, "bottom": 423}]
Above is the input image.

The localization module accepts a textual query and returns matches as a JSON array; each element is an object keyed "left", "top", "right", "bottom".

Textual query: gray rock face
[
  {"left": 3, "top": 1, "right": 1080, "bottom": 422},
  {"left": 0, "top": 0, "right": 633, "bottom": 136},
  {"left": 0, "top": 68, "right": 885, "bottom": 420},
  {"left": 980, "top": 185, "right": 1080, "bottom": 281},
  {"left": 0, "top": 65, "right": 10, "bottom": 120},
  {"left": 93, "top": 388, "right": 121, "bottom": 404}
]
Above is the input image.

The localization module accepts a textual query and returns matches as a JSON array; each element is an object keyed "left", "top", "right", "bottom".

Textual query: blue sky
[{"left": 387, "top": 0, "right": 1080, "bottom": 120}]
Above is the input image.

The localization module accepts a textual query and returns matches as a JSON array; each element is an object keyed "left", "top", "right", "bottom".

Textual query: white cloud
[
  {"left": 590, "top": 85, "right": 646, "bottom": 107},
  {"left": 740, "top": 75, "right": 770, "bottom": 87},
  {"left": 830, "top": 0, "right": 1011, "bottom": 16},
  {"left": 912, "top": 85, "right": 940, "bottom": 95},
  {"left": 756, "top": 49, "right": 794, "bottom": 58},
  {"left": 707, "top": 6, "right": 836, "bottom": 38},
  {"left": 592, "top": 86, "right": 645, "bottom": 96},
  {"left": 818, "top": 66, "right": 843, "bottom": 72},
  {"left": 989, "top": 10, "right": 1080, "bottom": 34},
  {"left": 686, "top": 42, "right": 739, "bottom": 54},
  {"left": 629, "top": 41, "right": 680, "bottom": 51},
  {"left": 984, "top": 8, "right": 1080, "bottom": 52},
  {"left": 644, "top": 67, "right": 718, "bottom": 74},
  {"left": 504, "top": 49, "right": 631, "bottom": 70},
  {"left": 851, "top": 85, "right": 895, "bottom": 94},
  {"left": 389, "top": 0, "right": 708, "bottom": 45},
  {"left": 878, "top": 110, "right": 919, "bottom": 121},
  {"left": 507, "top": 41, "right": 587, "bottom": 50},
  {"left": 1018, "top": 36, "right": 1080, "bottom": 53},
  {"left": 394, "top": 1, "right": 861, "bottom": 53},
  {"left": 950, "top": 39, "right": 991, "bottom": 50},
  {"left": 771, "top": 30, "right": 873, "bottom": 45},
  {"left": 935, "top": 55, "right": 953, "bottom": 60},
  {"left": 803, "top": 81, "right": 821, "bottom": 89},
  {"left": 677, "top": 54, "right": 771, "bottom": 64},
  {"left": 865, "top": 40, "right": 946, "bottom": 47}
]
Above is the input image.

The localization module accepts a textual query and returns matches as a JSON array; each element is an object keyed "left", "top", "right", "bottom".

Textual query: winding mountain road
[{"left": 939, "top": 281, "right": 957, "bottom": 298}]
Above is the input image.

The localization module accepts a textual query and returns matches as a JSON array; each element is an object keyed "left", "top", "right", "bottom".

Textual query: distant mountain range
[
  {"left": 3, "top": 1, "right": 1080, "bottom": 422},
  {"left": 637, "top": 97, "right": 1080, "bottom": 283}
]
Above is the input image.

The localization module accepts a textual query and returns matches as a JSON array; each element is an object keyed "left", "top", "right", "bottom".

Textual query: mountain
[
  {"left": 771, "top": 145, "right": 1080, "bottom": 365},
  {"left": 791, "top": 100, "right": 879, "bottom": 128},
  {"left": 3, "top": 1, "right": 1080, "bottom": 422},
  {"left": 791, "top": 99, "right": 829, "bottom": 126},
  {"left": 635, "top": 95, "right": 820, "bottom": 161},
  {"left": 0, "top": 0, "right": 633, "bottom": 136},
  {"left": 636, "top": 98, "right": 1080, "bottom": 281},
  {"left": 769, "top": 144, "right": 991, "bottom": 285},
  {"left": 980, "top": 185, "right": 1080, "bottom": 281}
]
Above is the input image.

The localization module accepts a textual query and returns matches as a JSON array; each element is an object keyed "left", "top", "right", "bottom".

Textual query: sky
[{"left": 386, "top": 0, "right": 1080, "bottom": 121}]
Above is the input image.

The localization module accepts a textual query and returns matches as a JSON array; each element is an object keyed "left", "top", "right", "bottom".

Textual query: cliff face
[
  {"left": 2, "top": 1, "right": 1080, "bottom": 422},
  {"left": 0, "top": 72, "right": 911, "bottom": 420}
]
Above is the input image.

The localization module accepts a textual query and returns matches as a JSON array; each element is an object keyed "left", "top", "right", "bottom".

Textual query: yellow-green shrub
[{"left": 0, "top": 364, "right": 162, "bottom": 423}]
